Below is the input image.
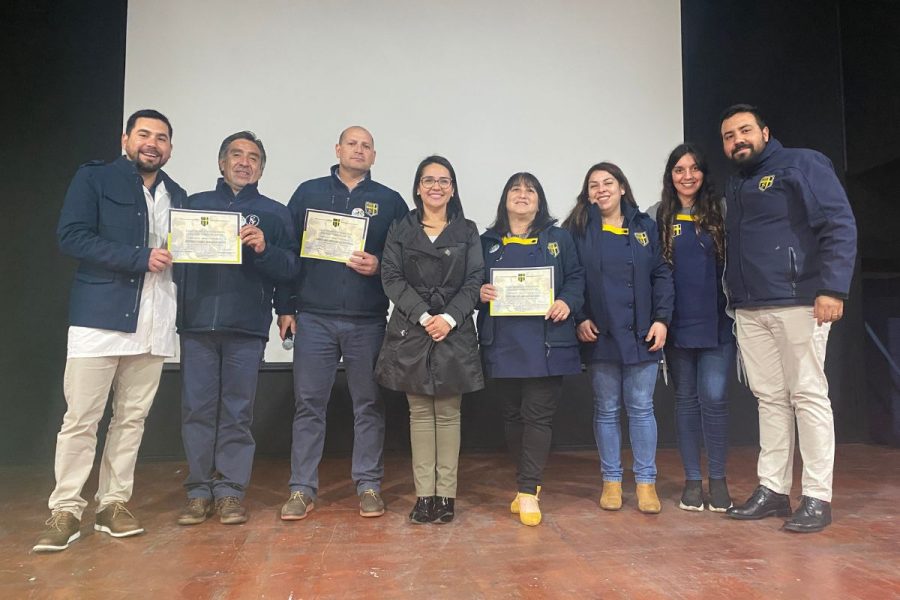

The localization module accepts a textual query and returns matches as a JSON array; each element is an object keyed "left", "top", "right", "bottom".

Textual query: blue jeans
[
  {"left": 667, "top": 342, "right": 735, "bottom": 480},
  {"left": 290, "top": 312, "right": 386, "bottom": 498},
  {"left": 589, "top": 361, "right": 659, "bottom": 483},
  {"left": 181, "top": 332, "right": 266, "bottom": 500}
]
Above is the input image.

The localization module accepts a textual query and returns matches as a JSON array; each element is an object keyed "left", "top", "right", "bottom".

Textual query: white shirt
[{"left": 67, "top": 180, "right": 177, "bottom": 358}]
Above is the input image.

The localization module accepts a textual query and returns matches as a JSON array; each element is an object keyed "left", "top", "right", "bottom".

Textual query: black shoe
[
  {"left": 409, "top": 497, "right": 434, "bottom": 524},
  {"left": 726, "top": 485, "right": 792, "bottom": 520},
  {"left": 431, "top": 496, "right": 455, "bottom": 524},
  {"left": 678, "top": 480, "right": 704, "bottom": 512},
  {"left": 708, "top": 478, "right": 733, "bottom": 513},
  {"left": 782, "top": 496, "right": 832, "bottom": 533}
]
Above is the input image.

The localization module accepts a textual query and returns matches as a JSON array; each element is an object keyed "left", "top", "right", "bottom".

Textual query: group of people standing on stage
[{"left": 34, "top": 102, "right": 857, "bottom": 553}]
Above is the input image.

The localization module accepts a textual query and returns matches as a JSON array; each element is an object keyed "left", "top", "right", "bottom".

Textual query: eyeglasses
[{"left": 420, "top": 176, "right": 453, "bottom": 190}]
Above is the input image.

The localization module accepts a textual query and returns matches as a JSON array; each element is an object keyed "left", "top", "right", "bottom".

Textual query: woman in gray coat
[{"left": 375, "top": 155, "right": 484, "bottom": 524}]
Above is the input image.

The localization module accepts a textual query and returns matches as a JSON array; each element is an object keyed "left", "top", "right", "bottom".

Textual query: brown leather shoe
[
  {"left": 94, "top": 502, "right": 144, "bottom": 537},
  {"left": 216, "top": 496, "right": 248, "bottom": 525},
  {"left": 636, "top": 483, "right": 661, "bottom": 514},
  {"left": 178, "top": 497, "right": 214, "bottom": 526},
  {"left": 599, "top": 481, "right": 623, "bottom": 511},
  {"left": 33, "top": 511, "right": 81, "bottom": 552}
]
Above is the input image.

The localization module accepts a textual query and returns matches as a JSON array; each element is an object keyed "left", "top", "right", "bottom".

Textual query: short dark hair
[
  {"left": 412, "top": 155, "right": 463, "bottom": 220},
  {"left": 719, "top": 103, "right": 767, "bottom": 129},
  {"left": 489, "top": 172, "right": 556, "bottom": 235},
  {"left": 125, "top": 109, "right": 173, "bottom": 138},
  {"left": 218, "top": 131, "right": 266, "bottom": 169}
]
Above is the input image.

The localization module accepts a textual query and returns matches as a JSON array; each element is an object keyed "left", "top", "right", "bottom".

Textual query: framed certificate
[
  {"left": 489, "top": 266, "right": 555, "bottom": 316},
  {"left": 168, "top": 208, "right": 242, "bottom": 264},
  {"left": 300, "top": 209, "right": 369, "bottom": 263}
]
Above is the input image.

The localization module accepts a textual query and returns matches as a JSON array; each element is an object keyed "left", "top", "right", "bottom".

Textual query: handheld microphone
[{"left": 282, "top": 330, "right": 294, "bottom": 350}]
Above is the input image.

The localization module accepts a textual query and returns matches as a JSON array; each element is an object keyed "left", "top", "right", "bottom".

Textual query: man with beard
[
  {"left": 719, "top": 104, "right": 856, "bottom": 533},
  {"left": 176, "top": 131, "right": 298, "bottom": 526},
  {"left": 34, "top": 110, "right": 187, "bottom": 552}
]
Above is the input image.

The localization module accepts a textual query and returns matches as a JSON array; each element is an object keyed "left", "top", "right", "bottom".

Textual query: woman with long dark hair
[
  {"left": 375, "top": 155, "right": 484, "bottom": 524},
  {"left": 651, "top": 144, "right": 735, "bottom": 512},
  {"left": 564, "top": 162, "right": 673, "bottom": 514},
  {"left": 478, "top": 172, "right": 584, "bottom": 526}
]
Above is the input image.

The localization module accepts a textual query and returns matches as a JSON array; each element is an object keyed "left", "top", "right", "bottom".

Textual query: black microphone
[{"left": 282, "top": 329, "right": 294, "bottom": 350}]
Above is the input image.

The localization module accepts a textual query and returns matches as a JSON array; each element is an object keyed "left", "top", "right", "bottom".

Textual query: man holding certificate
[
  {"left": 35, "top": 110, "right": 186, "bottom": 552},
  {"left": 277, "top": 126, "right": 406, "bottom": 521},
  {"left": 175, "top": 131, "right": 298, "bottom": 526}
]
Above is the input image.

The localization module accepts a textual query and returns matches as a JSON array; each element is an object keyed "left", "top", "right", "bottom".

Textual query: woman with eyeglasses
[
  {"left": 649, "top": 144, "right": 734, "bottom": 512},
  {"left": 375, "top": 155, "right": 484, "bottom": 524},
  {"left": 564, "top": 162, "right": 674, "bottom": 514},
  {"left": 477, "top": 172, "right": 584, "bottom": 526}
]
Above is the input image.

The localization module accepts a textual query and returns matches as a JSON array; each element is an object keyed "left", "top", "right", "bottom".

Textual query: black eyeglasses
[{"left": 420, "top": 176, "right": 453, "bottom": 190}]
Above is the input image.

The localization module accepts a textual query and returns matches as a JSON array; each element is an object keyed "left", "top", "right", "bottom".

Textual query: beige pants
[
  {"left": 48, "top": 354, "right": 164, "bottom": 519},
  {"left": 735, "top": 306, "right": 834, "bottom": 502},
  {"left": 407, "top": 393, "right": 462, "bottom": 498}
]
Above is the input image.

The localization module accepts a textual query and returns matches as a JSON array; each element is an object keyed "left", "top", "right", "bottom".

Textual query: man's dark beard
[
  {"left": 134, "top": 157, "right": 161, "bottom": 173},
  {"left": 729, "top": 144, "right": 758, "bottom": 165}
]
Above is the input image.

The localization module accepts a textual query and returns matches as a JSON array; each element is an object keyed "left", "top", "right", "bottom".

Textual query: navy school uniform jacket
[
  {"left": 650, "top": 209, "right": 733, "bottom": 348},
  {"left": 477, "top": 225, "right": 585, "bottom": 375},
  {"left": 274, "top": 165, "right": 407, "bottom": 319},
  {"left": 724, "top": 138, "right": 857, "bottom": 309},
  {"left": 57, "top": 156, "right": 187, "bottom": 333},
  {"left": 176, "top": 179, "right": 299, "bottom": 339},
  {"left": 571, "top": 202, "right": 674, "bottom": 365}
]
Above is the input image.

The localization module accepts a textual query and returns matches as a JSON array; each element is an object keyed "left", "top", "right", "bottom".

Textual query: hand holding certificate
[
  {"left": 489, "top": 266, "right": 555, "bottom": 316},
  {"left": 300, "top": 209, "right": 369, "bottom": 263},
  {"left": 168, "top": 208, "right": 242, "bottom": 264}
]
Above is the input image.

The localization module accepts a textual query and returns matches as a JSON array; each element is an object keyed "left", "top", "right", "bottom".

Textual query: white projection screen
[{"left": 124, "top": 0, "right": 683, "bottom": 363}]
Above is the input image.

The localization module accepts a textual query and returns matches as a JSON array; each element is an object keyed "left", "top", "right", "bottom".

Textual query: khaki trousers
[
  {"left": 735, "top": 306, "right": 834, "bottom": 502},
  {"left": 407, "top": 393, "right": 462, "bottom": 498},
  {"left": 48, "top": 354, "right": 164, "bottom": 519}
]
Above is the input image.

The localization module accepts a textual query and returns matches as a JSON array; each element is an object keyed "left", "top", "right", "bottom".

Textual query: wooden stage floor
[{"left": 2, "top": 444, "right": 899, "bottom": 599}]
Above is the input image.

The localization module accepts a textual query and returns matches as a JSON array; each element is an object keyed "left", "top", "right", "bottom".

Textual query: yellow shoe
[
  {"left": 636, "top": 482, "right": 661, "bottom": 514},
  {"left": 510, "top": 485, "right": 541, "bottom": 514},
  {"left": 599, "top": 481, "right": 622, "bottom": 511},
  {"left": 518, "top": 491, "right": 542, "bottom": 526}
]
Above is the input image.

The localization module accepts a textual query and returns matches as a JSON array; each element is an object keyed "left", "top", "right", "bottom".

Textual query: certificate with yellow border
[
  {"left": 300, "top": 209, "right": 369, "bottom": 263},
  {"left": 168, "top": 208, "right": 242, "bottom": 264},
  {"left": 489, "top": 266, "right": 555, "bottom": 316}
]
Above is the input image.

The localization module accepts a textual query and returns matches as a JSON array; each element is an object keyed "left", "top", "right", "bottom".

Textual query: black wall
[{"left": 1, "top": 0, "right": 881, "bottom": 464}]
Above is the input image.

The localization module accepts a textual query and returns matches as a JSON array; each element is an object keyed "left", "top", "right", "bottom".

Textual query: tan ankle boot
[
  {"left": 636, "top": 483, "right": 661, "bottom": 514},
  {"left": 599, "top": 481, "right": 622, "bottom": 511}
]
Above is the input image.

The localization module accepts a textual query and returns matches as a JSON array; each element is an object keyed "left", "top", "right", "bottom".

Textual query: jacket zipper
[{"left": 132, "top": 179, "right": 149, "bottom": 317}]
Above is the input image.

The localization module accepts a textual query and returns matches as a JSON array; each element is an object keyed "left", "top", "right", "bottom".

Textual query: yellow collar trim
[
  {"left": 601, "top": 223, "right": 629, "bottom": 235},
  {"left": 676, "top": 214, "right": 697, "bottom": 222},
  {"left": 501, "top": 236, "right": 538, "bottom": 245}
]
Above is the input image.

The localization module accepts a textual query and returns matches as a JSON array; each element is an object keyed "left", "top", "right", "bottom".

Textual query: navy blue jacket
[
  {"left": 176, "top": 179, "right": 299, "bottom": 339},
  {"left": 276, "top": 166, "right": 407, "bottom": 318},
  {"left": 724, "top": 138, "right": 857, "bottom": 308},
  {"left": 57, "top": 156, "right": 187, "bottom": 333},
  {"left": 477, "top": 225, "right": 585, "bottom": 352},
  {"left": 572, "top": 202, "right": 674, "bottom": 364}
]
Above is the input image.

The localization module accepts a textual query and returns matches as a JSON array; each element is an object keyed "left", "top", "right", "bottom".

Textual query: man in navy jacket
[
  {"left": 35, "top": 110, "right": 187, "bottom": 553},
  {"left": 719, "top": 104, "right": 857, "bottom": 533},
  {"left": 176, "top": 131, "right": 299, "bottom": 526},
  {"left": 276, "top": 126, "right": 407, "bottom": 521}
]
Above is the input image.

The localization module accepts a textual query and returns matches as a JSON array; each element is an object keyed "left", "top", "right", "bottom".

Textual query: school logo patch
[
  {"left": 634, "top": 231, "right": 649, "bottom": 246},
  {"left": 365, "top": 201, "right": 379, "bottom": 217},
  {"left": 672, "top": 223, "right": 682, "bottom": 237},
  {"left": 758, "top": 175, "right": 775, "bottom": 191},
  {"left": 547, "top": 242, "right": 560, "bottom": 257}
]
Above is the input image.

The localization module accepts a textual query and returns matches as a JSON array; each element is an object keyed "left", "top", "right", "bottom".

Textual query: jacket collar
[
  {"left": 114, "top": 155, "right": 173, "bottom": 195},
  {"left": 737, "top": 137, "right": 783, "bottom": 176},
  {"left": 215, "top": 177, "right": 259, "bottom": 201},
  {"left": 330, "top": 164, "right": 372, "bottom": 192}
]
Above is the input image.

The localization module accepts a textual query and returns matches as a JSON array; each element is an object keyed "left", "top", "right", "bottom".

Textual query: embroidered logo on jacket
[
  {"left": 634, "top": 231, "right": 649, "bottom": 246},
  {"left": 758, "top": 175, "right": 775, "bottom": 191},
  {"left": 672, "top": 224, "right": 682, "bottom": 237},
  {"left": 240, "top": 214, "right": 260, "bottom": 227},
  {"left": 547, "top": 242, "right": 560, "bottom": 257},
  {"left": 352, "top": 207, "right": 365, "bottom": 217},
  {"left": 365, "top": 202, "right": 379, "bottom": 216}
]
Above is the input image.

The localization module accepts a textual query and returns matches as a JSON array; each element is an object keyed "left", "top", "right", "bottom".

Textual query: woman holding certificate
[
  {"left": 375, "top": 155, "right": 484, "bottom": 525},
  {"left": 477, "top": 173, "right": 584, "bottom": 527},
  {"left": 649, "top": 144, "right": 734, "bottom": 512},
  {"left": 564, "top": 162, "right": 673, "bottom": 514}
]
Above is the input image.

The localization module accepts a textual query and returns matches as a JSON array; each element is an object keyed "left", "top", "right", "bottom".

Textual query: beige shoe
[
  {"left": 599, "top": 481, "right": 623, "bottom": 511},
  {"left": 636, "top": 482, "right": 661, "bottom": 514}
]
